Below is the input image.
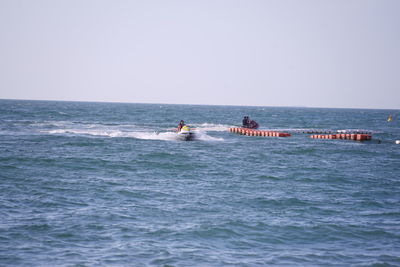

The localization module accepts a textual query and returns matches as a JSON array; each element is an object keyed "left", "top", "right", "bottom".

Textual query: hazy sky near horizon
[{"left": 0, "top": 0, "right": 399, "bottom": 109}]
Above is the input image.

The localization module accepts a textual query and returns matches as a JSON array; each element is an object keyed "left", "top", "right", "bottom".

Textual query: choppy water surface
[{"left": 1, "top": 99, "right": 399, "bottom": 266}]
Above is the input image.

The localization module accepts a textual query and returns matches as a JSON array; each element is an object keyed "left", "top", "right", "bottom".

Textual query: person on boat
[{"left": 177, "top": 120, "right": 185, "bottom": 132}]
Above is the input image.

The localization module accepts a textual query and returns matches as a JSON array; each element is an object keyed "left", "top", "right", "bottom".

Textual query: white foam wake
[
  {"left": 44, "top": 129, "right": 124, "bottom": 137},
  {"left": 127, "top": 131, "right": 178, "bottom": 141},
  {"left": 130, "top": 130, "right": 224, "bottom": 142},
  {"left": 42, "top": 128, "right": 224, "bottom": 142},
  {"left": 194, "top": 130, "right": 224, "bottom": 141},
  {"left": 38, "top": 120, "right": 227, "bottom": 142},
  {"left": 195, "top": 123, "right": 231, "bottom": 132}
]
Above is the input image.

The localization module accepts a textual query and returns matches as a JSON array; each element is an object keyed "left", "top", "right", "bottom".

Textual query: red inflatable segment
[
  {"left": 310, "top": 134, "right": 371, "bottom": 141},
  {"left": 228, "top": 128, "right": 291, "bottom": 137}
]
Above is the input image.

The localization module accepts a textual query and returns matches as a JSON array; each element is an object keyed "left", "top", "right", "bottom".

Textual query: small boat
[{"left": 177, "top": 125, "right": 195, "bottom": 141}]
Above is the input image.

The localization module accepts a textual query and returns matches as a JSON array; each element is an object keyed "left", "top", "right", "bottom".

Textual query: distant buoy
[
  {"left": 388, "top": 115, "right": 393, "bottom": 122},
  {"left": 396, "top": 140, "right": 400, "bottom": 144}
]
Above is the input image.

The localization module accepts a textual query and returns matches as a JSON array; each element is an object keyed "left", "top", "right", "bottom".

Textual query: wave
[
  {"left": 126, "top": 130, "right": 223, "bottom": 142},
  {"left": 128, "top": 131, "right": 178, "bottom": 141},
  {"left": 194, "top": 130, "right": 224, "bottom": 141},
  {"left": 35, "top": 121, "right": 139, "bottom": 129},
  {"left": 40, "top": 127, "right": 224, "bottom": 141},
  {"left": 44, "top": 129, "right": 124, "bottom": 137},
  {"left": 19, "top": 120, "right": 229, "bottom": 142},
  {"left": 194, "top": 123, "right": 231, "bottom": 132}
]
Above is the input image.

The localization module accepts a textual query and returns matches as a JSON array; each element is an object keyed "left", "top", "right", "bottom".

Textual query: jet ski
[
  {"left": 243, "top": 120, "right": 259, "bottom": 129},
  {"left": 177, "top": 125, "right": 195, "bottom": 141}
]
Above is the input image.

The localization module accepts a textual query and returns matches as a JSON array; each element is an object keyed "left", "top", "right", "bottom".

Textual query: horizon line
[{"left": 1, "top": 97, "right": 399, "bottom": 111}]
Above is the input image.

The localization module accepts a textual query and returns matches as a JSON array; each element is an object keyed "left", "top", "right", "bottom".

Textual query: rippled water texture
[{"left": 1, "top": 100, "right": 400, "bottom": 266}]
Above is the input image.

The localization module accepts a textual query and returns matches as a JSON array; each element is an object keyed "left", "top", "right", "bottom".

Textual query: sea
[{"left": 1, "top": 99, "right": 399, "bottom": 267}]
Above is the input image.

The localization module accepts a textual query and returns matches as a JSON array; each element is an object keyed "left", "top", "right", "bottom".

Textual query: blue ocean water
[{"left": 1, "top": 99, "right": 400, "bottom": 266}]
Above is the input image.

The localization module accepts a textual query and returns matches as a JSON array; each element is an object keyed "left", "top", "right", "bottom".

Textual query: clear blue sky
[{"left": 0, "top": 0, "right": 399, "bottom": 109}]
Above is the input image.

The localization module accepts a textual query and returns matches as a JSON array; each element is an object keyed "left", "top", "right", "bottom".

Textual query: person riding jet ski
[
  {"left": 242, "top": 116, "right": 250, "bottom": 127},
  {"left": 177, "top": 120, "right": 185, "bottom": 131},
  {"left": 242, "top": 116, "right": 259, "bottom": 129},
  {"left": 176, "top": 120, "right": 195, "bottom": 141}
]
